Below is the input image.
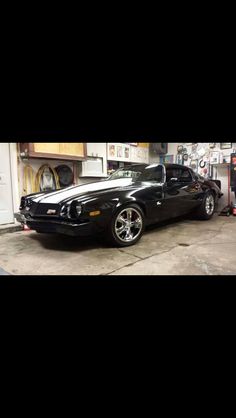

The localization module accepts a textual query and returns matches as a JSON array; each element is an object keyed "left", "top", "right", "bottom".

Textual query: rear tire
[
  {"left": 195, "top": 191, "right": 215, "bottom": 220},
  {"left": 107, "top": 204, "right": 145, "bottom": 247}
]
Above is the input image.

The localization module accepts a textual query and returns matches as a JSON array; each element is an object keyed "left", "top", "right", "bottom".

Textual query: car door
[
  {"left": 161, "top": 167, "right": 199, "bottom": 220},
  {"left": 135, "top": 164, "right": 166, "bottom": 223}
]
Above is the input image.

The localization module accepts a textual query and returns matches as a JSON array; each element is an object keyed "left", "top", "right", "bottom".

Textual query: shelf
[
  {"left": 79, "top": 174, "right": 108, "bottom": 178},
  {"left": 211, "top": 163, "right": 230, "bottom": 166}
]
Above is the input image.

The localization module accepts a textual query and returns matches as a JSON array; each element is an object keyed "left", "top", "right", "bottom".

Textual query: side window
[
  {"left": 166, "top": 168, "right": 182, "bottom": 182},
  {"left": 179, "top": 168, "right": 193, "bottom": 183},
  {"left": 166, "top": 167, "right": 193, "bottom": 183}
]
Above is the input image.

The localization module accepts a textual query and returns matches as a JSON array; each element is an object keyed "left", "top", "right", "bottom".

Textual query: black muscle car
[{"left": 15, "top": 163, "right": 223, "bottom": 247}]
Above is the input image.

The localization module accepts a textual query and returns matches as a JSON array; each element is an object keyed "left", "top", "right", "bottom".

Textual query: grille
[
  {"left": 34, "top": 203, "right": 60, "bottom": 216},
  {"left": 28, "top": 201, "right": 38, "bottom": 215}
]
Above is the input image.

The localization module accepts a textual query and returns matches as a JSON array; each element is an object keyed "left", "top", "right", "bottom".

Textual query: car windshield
[{"left": 108, "top": 164, "right": 164, "bottom": 183}]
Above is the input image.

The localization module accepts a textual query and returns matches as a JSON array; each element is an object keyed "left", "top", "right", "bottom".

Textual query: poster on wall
[
  {"left": 130, "top": 145, "right": 149, "bottom": 164},
  {"left": 117, "top": 146, "right": 123, "bottom": 158},
  {"left": 107, "top": 143, "right": 131, "bottom": 162},
  {"left": 164, "top": 155, "right": 174, "bottom": 164},
  {"left": 160, "top": 155, "right": 174, "bottom": 164},
  {"left": 220, "top": 143, "right": 232, "bottom": 150},
  {"left": 107, "top": 143, "right": 149, "bottom": 164},
  {"left": 108, "top": 144, "right": 116, "bottom": 158},
  {"left": 125, "top": 147, "right": 130, "bottom": 159}
]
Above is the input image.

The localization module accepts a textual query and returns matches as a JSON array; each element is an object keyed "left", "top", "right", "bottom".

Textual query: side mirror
[
  {"left": 167, "top": 177, "right": 178, "bottom": 185},
  {"left": 166, "top": 177, "right": 178, "bottom": 187}
]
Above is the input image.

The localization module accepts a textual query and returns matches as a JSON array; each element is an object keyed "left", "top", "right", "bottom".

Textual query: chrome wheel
[
  {"left": 205, "top": 194, "right": 215, "bottom": 215},
  {"left": 114, "top": 208, "right": 143, "bottom": 243}
]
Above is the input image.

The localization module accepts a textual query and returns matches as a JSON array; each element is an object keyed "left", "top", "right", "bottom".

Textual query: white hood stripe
[{"left": 33, "top": 179, "right": 133, "bottom": 204}]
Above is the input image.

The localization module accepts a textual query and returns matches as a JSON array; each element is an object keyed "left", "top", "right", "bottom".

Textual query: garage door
[{"left": 0, "top": 143, "right": 14, "bottom": 225}]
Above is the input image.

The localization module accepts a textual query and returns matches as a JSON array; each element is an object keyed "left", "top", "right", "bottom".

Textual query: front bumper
[
  {"left": 15, "top": 212, "right": 27, "bottom": 224},
  {"left": 14, "top": 213, "right": 94, "bottom": 237}
]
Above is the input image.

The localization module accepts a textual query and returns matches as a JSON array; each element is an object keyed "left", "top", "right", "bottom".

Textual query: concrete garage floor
[{"left": 0, "top": 215, "right": 236, "bottom": 276}]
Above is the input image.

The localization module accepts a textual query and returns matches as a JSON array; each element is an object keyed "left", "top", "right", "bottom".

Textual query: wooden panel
[
  {"left": 25, "top": 143, "right": 86, "bottom": 160},
  {"left": 138, "top": 143, "right": 149, "bottom": 148},
  {"left": 59, "top": 143, "right": 84, "bottom": 157},
  {"left": 34, "top": 143, "right": 60, "bottom": 154}
]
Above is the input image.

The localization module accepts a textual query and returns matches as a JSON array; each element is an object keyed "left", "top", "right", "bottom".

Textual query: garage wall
[
  {"left": 149, "top": 142, "right": 236, "bottom": 210},
  {"left": 17, "top": 142, "right": 236, "bottom": 211},
  {"left": 149, "top": 143, "right": 181, "bottom": 164},
  {"left": 18, "top": 157, "right": 76, "bottom": 197},
  {"left": 17, "top": 143, "right": 108, "bottom": 197},
  {"left": 179, "top": 142, "right": 236, "bottom": 210},
  {"left": 213, "top": 165, "right": 235, "bottom": 209}
]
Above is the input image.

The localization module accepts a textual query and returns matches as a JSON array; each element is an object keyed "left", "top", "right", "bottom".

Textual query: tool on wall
[
  {"left": 23, "top": 164, "right": 36, "bottom": 195},
  {"left": 55, "top": 165, "right": 74, "bottom": 187},
  {"left": 177, "top": 145, "right": 184, "bottom": 154},
  {"left": 35, "top": 164, "right": 60, "bottom": 192},
  {"left": 199, "top": 160, "right": 206, "bottom": 168}
]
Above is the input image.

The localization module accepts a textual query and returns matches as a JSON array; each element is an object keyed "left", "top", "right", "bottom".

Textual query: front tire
[
  {"left": 108, "top": 204, "right": 145, "bottom": 247},
  {"left": 195, "top": 191, "right": 215, "bottom": 220}
]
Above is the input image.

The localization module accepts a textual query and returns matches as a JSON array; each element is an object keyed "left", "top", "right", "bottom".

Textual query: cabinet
[{"left": 19, "top": 143, "right": 87, "bottom": 161}]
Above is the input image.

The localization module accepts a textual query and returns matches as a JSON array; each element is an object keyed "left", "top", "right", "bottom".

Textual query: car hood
[{"left": 31, "top": 178, "right": 134, "bottom": 204}]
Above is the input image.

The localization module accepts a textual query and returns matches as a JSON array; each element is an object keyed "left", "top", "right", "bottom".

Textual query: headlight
[
  {"left": 60, "top": 204, "right": 71, "bottom": 218},
  {"left": 20, "top": 197, "right": 32, "bottom": 210},
  {"left": 60, "top": 202, "right": 82, "bottom": 218},
  {"left": 19, "top": 197, "right": 26, "bottom": 210}
]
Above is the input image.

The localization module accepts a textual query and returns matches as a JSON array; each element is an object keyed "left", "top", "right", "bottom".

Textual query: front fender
[{"left": 110, "top": 197, "right": 147, "bottom": 217}]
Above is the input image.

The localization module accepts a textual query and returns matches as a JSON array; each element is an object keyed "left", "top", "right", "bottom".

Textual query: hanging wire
[{"left": 34, "top": 164, "right": 60, "bottom": 192}]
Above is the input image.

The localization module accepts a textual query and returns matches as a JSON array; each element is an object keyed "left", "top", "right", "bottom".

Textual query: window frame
[
  {"left": 178, "top": 167, "right": 194, "bottom": 183},
  {"left": 165, "top": 166, "right": 194, "bottom": 184}
]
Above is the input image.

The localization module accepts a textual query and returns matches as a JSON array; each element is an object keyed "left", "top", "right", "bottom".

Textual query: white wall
[
  {"left": 86, "top": 143, "right": 107, "bottom": 176},
  {"left": 9, "top": 143, "right": 20, "bottom": 215},
  {"left": 214, "top": 165, "right": 235, "bottom": 209}
]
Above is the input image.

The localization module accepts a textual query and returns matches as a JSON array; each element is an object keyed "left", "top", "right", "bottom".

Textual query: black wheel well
[
  {"left": 114, "top": 201, "right": 146, "bottom": 216},
  {"left": 135, "top": 201, "right": 147, "bottom": 216},
  {"left": 210, "top": 189, "right": 216, "bottom": 199}
]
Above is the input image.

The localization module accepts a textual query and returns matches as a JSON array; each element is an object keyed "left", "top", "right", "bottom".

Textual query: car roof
[
  {"left": 163, "top": 163, "right": 192, "bottom": 170},
  {"left": 124, "top": 163, "right": 149, "bottom": 168},
  {"left": 122, "top": 163, "right": 192, "bottom": 171}
]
